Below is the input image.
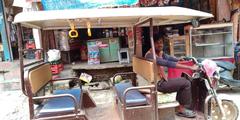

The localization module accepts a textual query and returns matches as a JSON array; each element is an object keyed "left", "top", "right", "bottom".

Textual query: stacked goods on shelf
[
  {"left": 25, "top": 41, "right": 36, "bottom": 59},
  {"left": 80, "top": 45, "right": 88, "bottom": 61},
  {"left": 55, "top": 30, "right": 70, "bottom": 51},
  {"left": 87, "top": 41, "right": 100, "bottom": 65},
  {"left": 25, "top": 41, "right": 36, "bottom": 49},
  {"left": 165, "top": 27, "right": 180, "bottom": 55},
  {"left": 23, "top": 27, "right": 36, "bottom": 59}
]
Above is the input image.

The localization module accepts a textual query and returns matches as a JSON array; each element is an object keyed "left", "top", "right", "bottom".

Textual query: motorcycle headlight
[
  {"left": 213, "top": 72, "right": 220, "bottom": 80},
  {"left": 192, "top": 72, "right": 200, "bottom": 79}
]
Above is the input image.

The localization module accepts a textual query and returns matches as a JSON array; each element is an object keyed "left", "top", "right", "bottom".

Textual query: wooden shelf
[
  {"left": 192, "top": 23, "right": 233, "bottom": 30},
  {"left": 169, "top": 35, "right": 190, "bottom": 57},
  {"left": 194, "top": 43, "right": 232, "bottom": 47},
  {"left": 173, "top": 44, "right": 185, "bottom": 47},
  {"left": 174, "top": 52, "right": 186, "bottom": 55},
  {"left": 191, "top": 31, "right": 232, "bottom": 36}
]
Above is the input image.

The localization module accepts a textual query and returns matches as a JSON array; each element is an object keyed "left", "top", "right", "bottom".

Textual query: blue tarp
[
  {"left": 41, "top": 0, "right": 138, "bottom": 10},
  {"left": 0, "top": 0, "right": 12, "bottom": 61}
]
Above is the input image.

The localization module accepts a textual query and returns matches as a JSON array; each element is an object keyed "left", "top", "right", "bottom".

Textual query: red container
[
  {"left": 168, "top": 61, "right": 194, "bottom": 79},
  {"left": 26, "top": 42, "right": 36, "bottom": 49},
  {"left": 51, "top": 65, "right": 60, "bottom": 74},
  {"left": 58, "top": 64, "right": 64, "bottom": 71}
]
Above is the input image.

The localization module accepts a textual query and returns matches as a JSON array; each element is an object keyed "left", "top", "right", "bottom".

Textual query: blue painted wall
[{"left": 0, "top": 0, "right": 11, "bottom": 61}]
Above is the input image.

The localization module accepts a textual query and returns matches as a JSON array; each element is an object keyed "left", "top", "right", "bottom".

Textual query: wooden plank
[
  {"left": 158, "top": 101, "right": 179, "bottom": 109},
  {"left": 169, "top": 39, "right": 174, "bottom": 56},
  {"left": 193, "top": 23, "right": 233, "bottom": 30},
  {"left": 231, "top": 11, "right": 239, "bottom": 42},
  {"left": 186, "top": 34, "right": 190, "bottom": 56},
  {"left": 209, "top": 0, "right": 217, "bottom": 20},
  {"left": 72, "top": 62, "right": 132, "bottom": 70}
]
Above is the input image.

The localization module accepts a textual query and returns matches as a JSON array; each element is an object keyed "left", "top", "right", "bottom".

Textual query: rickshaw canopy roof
[{"left": 14, "top": 6, "right": 213, "bottom": 30}]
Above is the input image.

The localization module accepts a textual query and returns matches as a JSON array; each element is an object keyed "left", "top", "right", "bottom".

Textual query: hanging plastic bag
[{"left": 47, "top": 49, "right": 61, "bottom": 62}]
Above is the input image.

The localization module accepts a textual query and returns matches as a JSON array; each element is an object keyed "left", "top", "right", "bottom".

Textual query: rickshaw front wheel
[{"left": 211, "top": 100, "right": 239, "bottom": 120}]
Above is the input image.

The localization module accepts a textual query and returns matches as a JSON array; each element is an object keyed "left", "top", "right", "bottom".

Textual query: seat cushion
[
  {"left": 38, "top": 88, "right": 81, "bottom": 117},
  {"left": 115, "top": 82, "right": 148, "bottom": 107}
]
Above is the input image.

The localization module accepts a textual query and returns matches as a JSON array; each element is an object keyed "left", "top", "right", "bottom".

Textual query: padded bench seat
[
  {"left": 115, "top": 82, "right": 148, "bottom": 107},
  {"left": 38, "top": 88, "right": 81, "bottom": 117}
]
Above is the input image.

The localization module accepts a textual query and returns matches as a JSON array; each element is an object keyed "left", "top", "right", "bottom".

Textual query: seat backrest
[
  {"left": 27, "top": 63, "right": 52, "bottom": 94},
  {"left": 132, "top": 56, "right": 159, "bottom": 83}
]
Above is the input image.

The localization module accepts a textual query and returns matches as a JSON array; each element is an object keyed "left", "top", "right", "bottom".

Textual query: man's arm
[
  {"left": 163, "top": 53, "right": 179, "bottom": 62},
  {"left": 146, "top": 52, "right": 198, "bottom": 70},
  {"left": 145, "top": 52, "right": 177, "bottom": 68},
  {"left": 176, "top": 63, "right": 198, "bottom": 71}
]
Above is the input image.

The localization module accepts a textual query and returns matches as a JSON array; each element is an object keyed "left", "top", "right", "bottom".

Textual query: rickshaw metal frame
[{"left": 133, "top": 18, "right": 158, "bottom": 120}]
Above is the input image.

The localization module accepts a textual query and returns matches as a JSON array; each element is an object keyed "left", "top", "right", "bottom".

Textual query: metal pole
[
  {"left": 204, "top": 95, "right": 213, "bottom": 120},
  {"left": 40, "top": 29, "right": 45, "bottom": 61},
  {"left": 133, "top": 17, "right": 158, "bottom": 120},
  {"left": 149, "top": 18, "right": 158, "bottom": 120},
  {"left": 134, "top": 17, "right": 151, "bottom": 27},
  {"left": 133, "top": 18, "right": 152, "bottom": 56},
  {"left": 133, "top": 26, "right": 137, "bottom": 55},
  {"left": 17, "top": 23, "right": 27, "bottom": 96}
]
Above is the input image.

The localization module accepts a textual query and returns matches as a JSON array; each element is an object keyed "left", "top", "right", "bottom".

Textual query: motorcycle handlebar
[{"left": 182, "top": 57, "right": 199, "bottom": 64}]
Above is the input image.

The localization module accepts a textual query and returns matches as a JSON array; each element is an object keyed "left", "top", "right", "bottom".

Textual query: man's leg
[
  {"left": 157, "top": 77, "right": 192, "bottom": 107},
  {"left": 157, "top": 77, "right": 196, "bottom": 118}
]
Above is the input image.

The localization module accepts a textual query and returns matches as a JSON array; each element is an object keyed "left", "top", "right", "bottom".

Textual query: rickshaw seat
[
  {"left": 113, "top": 56, "right": 179, "bottom": 120},
  {"left": 38, "top": 88, "right": 82, "bottom": 117},
  {"left": 25, "top": 62, "right": 87, "bottom": 120},
  {"left": 115, "top": 82, "right": 147, "bottom": 107},
  {"left": 113, "top": 56, "right": 156, "bottom": 120}
]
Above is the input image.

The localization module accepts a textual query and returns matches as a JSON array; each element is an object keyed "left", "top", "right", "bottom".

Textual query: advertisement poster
[{"left": 41, "top": 0, "right": 139, "bottom": 10}]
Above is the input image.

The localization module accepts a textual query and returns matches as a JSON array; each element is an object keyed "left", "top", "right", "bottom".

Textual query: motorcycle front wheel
[{"left": 211, "top": 100, "right": 239, "bottom": 120}]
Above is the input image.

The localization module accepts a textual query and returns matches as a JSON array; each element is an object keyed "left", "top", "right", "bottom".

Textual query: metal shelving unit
[{"left": 190, "top": 23, "right": 234, "bottom": 59}]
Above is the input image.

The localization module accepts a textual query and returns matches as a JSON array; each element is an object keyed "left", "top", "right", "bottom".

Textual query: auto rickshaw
[{"left": 13, "top": 6, "right": 223, "bottom": 120}]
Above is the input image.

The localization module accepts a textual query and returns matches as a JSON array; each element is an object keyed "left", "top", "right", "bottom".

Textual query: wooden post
[
  {"left": 149, "top": 18, "right": 158, "bottom": 120},
  {"left": 16, "top": 23, "right": 27, "bottom": 96},
  {"left": 231, "top": 11, "right": 239, "bottom": 42}
]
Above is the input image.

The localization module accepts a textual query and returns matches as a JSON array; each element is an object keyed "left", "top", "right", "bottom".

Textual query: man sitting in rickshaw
[{"left": 145, "top": 34, "right": 199, "bottom": 118}]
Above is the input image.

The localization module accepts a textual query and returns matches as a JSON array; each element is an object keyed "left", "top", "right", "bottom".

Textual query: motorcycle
[
  {"left": 183, "top": 57, "right": 239, "bottom": 120},
  {"left": 214, "top": 60, "right": 240, "bottom": 88}
]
